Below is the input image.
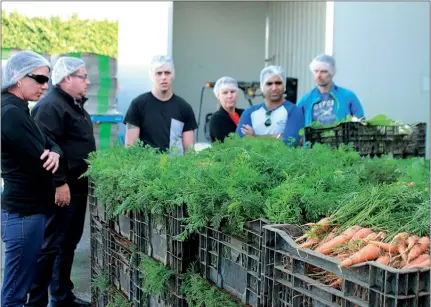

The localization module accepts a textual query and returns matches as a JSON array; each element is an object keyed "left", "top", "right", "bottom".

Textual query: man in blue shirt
[
  {"left": 236, "top": 65, "right": 304, "bottom": 146},
  {"left": 297, "top": 54, "right": 364, "bottom": 126}
]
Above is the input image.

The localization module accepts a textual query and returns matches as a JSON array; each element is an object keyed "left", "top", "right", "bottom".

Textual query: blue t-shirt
[
  {"left": 236, "top": 100, "right": 304, "bottom": 146},
  {"left": 312, "top": 93, "right": 337, "bottom": 124}
]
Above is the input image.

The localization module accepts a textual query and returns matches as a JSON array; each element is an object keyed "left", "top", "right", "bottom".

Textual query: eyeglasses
[
  {"left": 265, "top": 110, "right": 272, "bottom": 127},
  {"left": 26, "top": 74, "right": 49, "bottom": 84},
  {"left": 71, "top": 74, "right": 88, "bottom": 80}
]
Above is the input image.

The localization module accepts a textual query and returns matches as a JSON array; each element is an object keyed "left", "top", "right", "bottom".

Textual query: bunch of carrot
[{"left": 295, "top": 218, "right": 430, "bottom": 270}]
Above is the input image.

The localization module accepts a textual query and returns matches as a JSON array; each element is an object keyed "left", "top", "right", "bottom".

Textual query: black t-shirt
[{"left": 124, "top": 92, "right": 198, "bottom": 153}]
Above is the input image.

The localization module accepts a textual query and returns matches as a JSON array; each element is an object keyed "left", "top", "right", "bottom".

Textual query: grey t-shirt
[{"left": 312, "top": 93, "right": 337, "bottom": 124}]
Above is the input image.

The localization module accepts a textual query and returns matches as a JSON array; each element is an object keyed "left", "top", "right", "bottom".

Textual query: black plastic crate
[
  {"left": 133, "top": 204, "right": 199, "bottom": 274},
  {"left": 131, "top": 268, "right": 187, "bottom": 307},
  {"left": 91, "top": 264, "right": 109, "bottom": 307},
  {"left": 88, "top": 180, "right": 108, "bottom": 223},
  {"left": 106, "top": 229, "right": 137, "bottom": 300},
  {"left": 90, "top": 216, "right": 110, "bottom": 269},
  {"left": 262, "top": 224, "right": 430, "bottom": 307},
  {"left": 198, "top": 219, "right": 270, "bottom": 307},
  {"left": 305, "top": 122, "right": 427, "bottom": 158}
]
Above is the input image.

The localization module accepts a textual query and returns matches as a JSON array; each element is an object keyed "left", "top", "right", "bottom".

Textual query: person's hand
[
  {"left": 240, "top": 124, "right": 255, "bottom": 136},
  {"left": 55, "top": 183, "right": 71, "bottom": 207},
  {"left": 40, "top": 150, "right": 60, "bottom": 173}
]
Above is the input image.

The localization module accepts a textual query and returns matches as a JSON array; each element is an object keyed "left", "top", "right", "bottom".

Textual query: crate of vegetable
[
  {"left": 198, "top": 219, "right": 272, "bottom": 307},
  {"left": 89, "top": 180, "right": 108, "bottom": 224},
  {"left": 304, "top": 116, "right": 426, "bottom": 158},
  {"left": 262, "top": 215, "right": 430, "bottom": 306},
  {"left": 90, "top": 215, "right": 110, "bottom": 269}
]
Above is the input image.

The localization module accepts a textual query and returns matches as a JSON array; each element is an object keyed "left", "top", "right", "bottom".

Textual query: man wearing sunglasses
[
  {"left": 236, "top": 65, "right": 304, "bottom": 146},
  {"left": 27, "top": 57, "right": 95, "bottom": 307},
  {"left": 297, "top": 54, "right": 364, "bottom": 127}
]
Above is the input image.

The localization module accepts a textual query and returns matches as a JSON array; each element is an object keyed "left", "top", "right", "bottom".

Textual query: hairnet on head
[
  {"left": 309, "top": 54, "right": 336, "bottom": 76},
  {"left": 149, "top": 55, "right": 175, "bottom": 80},
  {"left": 213, "top": 76, "right": 239, "bottom": 97},
  {"left": 2, "top": 50, "right": 50, "bottom": 91},
  {"left": 260, "top": 65, "right": 286, "bottom": 92},
  {"left": 51, "top": 57, "right": 86, "bottom": 86}
]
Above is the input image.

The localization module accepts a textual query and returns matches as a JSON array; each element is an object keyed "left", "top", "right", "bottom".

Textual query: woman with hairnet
[
  {"left": 1, "top": 50, "right": 62, "bottom": 306},
  {"left": 209, "top": 76, "right": 244, "bottom": 142},
  {"left": 297, "top": 54, "right": 364, "bottom": 126}
]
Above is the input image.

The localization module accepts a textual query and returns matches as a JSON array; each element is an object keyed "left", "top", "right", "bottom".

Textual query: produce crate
[
  {"left": 88, "top": 180, "right": 108, "bottom": 224},
  {"left": 131, "top": 271, "right": 188, "bottom": 307},
  {"left": 132, "top": 204, "right": 199, "bottom": 274},
  {"left": 262, "top": 224, "right": 430, "bottom": 307},
  {"left": 90, "top": 216, "right": 110, "bottom": 268},
  {"left": 304, "top": 122, "right": 427, "bottom": 158},
  {"left": 91, "top": 264, "right": 109, "bottom": 307},
  {"left": 105, "top": 229, "right": 138, "bottom": 300},
  {"left": 198, "top": 219, "right": 270, "bottom": 307}
]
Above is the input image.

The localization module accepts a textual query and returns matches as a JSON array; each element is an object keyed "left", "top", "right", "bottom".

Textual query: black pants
[{"left": 26, "top": 188, "right": 88, "bottom": 307}]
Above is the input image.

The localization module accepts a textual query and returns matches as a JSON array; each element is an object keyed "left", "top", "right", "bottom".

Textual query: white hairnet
[
  {"left": 149, "top": 55, "right": 175, "bottom": 81},
  {"left": 260, "top": 65, "right": 286, "bottom": 92},
  {"left": 51, "top": 57, "right": 86, "bottom": 86},
  {"left": 310, "top": 54, "right": 336, "bottom": 76},
  {"left": 2, "top": 50, "right": 50, "bottom": 91},
  {"left": 213, "top": 76, "right": 239, "bottom": 97}
]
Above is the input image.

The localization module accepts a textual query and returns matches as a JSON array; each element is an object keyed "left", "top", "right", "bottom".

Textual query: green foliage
[
  {"left": 91, "top": 271, "right": 109, "bottom": 293},
  {"left": 106, "top": 287, "right": 132, "bottom": 307},
  {"left": 2, "top": 10, "right": 118, "bottom": 58},
  {"left": 180, "top": 268, "right": 241, "bottom": 307},
  {"left": 85, "top": 135, "right": 430, "bottom": 238},
  {"left": 138, "top": 254, "right": 175, "bottom": 296}
]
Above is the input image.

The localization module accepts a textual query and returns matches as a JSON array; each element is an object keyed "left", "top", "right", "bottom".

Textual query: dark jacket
[
  {"left": 1, "top": 92, "right": 63, "bottom": 214},
  {"left": 209, "top": 107, "right": 244, "bottom": 143},
  {"left": 31, "top": 86, "right": 96, "bottom": 194}
]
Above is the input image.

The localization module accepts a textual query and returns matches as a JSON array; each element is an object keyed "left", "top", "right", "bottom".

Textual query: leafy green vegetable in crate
[{"left": 138, "top": 254, "right": 175, "bottom": 296}]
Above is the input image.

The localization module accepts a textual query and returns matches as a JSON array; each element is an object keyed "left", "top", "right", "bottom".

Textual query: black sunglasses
[
  {"left": 265, "top": 110, "right": 272, "bottom": 127},
  {"left": 26, "top": 74, "right": 49, "bottom": 84}
]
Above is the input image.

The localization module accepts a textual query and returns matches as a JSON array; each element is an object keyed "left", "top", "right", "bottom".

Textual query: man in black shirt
[
  {"left": 124, "top": 55, "right": 197, "bottom": 155},
  {"left": 27, "top": 57, "right": 95, "bottom": 307}
]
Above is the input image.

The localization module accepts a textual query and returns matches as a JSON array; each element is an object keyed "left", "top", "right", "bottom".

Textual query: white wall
[
  {"left": 332, "top": 2, "right": 430, "bottom": 155},
  {"left": 267, "top": 1, "right": 327, "bottom": 97},
  {"left": 172, "top": 2, "right": 267, "bottom": 142}
]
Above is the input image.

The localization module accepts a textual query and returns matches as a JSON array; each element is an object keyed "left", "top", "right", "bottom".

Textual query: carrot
[
  {"left": 407, "top": 243, "right": 428, "bottom": 263},
  {"left": 300, "top": 238, "right": 319, "bottom": 249},
  {"left": 296, "top": 218, "right": 331, "bottom": 243},
  {"left": 404, "top": 235, "right": 419, "bottom": 254},
  {"left": 369, "top": 241, "right": 398, "bottom": 254},
  {"left": 403, "top": 259, "right": 430, "bottom": 269},
  {"left": 315, "top": 226, "right": 361, "bottom": 255},
  {"left": 339, "top": 244, "right": 381, "bottom": 268},
  {"left": 316, "top": 227, "right": 339, "bottom": 248},
  {"left": 398, "top": 242, "right": 408, "bottom": 263},
  {"left": 375, "top": 253, "right": 390, "bottom": 266},
  {"left": 393, "top": 232, "right": 410, "bottom": 243},
  {"left": 407, "top": 253, "right": 430, "bottom": 266},
  {"left": 350, "top": 228, "right": 374, "bottom": 242}
]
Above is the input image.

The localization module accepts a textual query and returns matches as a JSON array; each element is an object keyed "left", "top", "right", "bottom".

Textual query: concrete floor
[{"left": 1, "top": 211, "right": 91, "bottom": 303}]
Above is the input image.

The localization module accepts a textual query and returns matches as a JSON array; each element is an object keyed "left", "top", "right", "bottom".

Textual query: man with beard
[
  {"left": 124, "top": 55, "right": 197, "bottom": 155},
  {"left": 297, "top": 54, "right": 364, "bottom": 126},
  {"left": 236, "top": 65, "right": 304, "bottom": 146},
  {"left": 27, "top": 57, "right": 94, "bottom": 307}
]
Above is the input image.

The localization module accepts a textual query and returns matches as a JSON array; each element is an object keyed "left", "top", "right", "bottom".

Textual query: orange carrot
[
  {"left": 398, "top": 242, "right": 408, "bottom": 263},
  {"left": 407, "top": 253, "right": 430, "bottom": 265},
  {"left": 418, "top": 236, "right": 430, "bottom": 249},
  {"left": 300, "top": 238, "right": 319, "bottom": 249},
  {"left": 316, "top": 227, "right": 339, "bottom": 248},
  {"left": 315, "top": 226, "right": 361, "bottom": 255},
  {"left": 296, "top": 218, "right": 331, "bottom": 243},
  {"left": 404, "top": 235, "right": 419, "bottom": 255},
  {"left": 369, "top": 241, "right": 398, "bottom": 254},
  {"left": 407, "top": 243, "right": 428, "bottom": 263},
  {"left": 403, "top": 259, "right": 430, "bottom": 269},
  {"left": 339, "top": 244, "right": 381, "bottom": 268},
  {"left": 375, "top": 253, "right": 390, "bottom": 266},
  {"left": 393, "top": 232, "right": 410, "bottom": 243},
  {"left": 350, "top": 228, "right": 374, "bottom": 242}
]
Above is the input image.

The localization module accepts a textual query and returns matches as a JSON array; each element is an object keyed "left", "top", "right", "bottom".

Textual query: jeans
[
  {"left": 26, "top": 194, "right": 87, "bottom": 307},
  {"left": 1, "top": 210, "right": 46, "bottom": 307}
]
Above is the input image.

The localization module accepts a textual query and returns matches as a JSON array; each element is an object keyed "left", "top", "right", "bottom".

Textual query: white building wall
[
  {"left": 267, "top": 1, "right": 327, "bottom": 98},
  {"left": 172, "top": 1, "right": 267, "bottom": 142},
  {"left": 332, "top": 2, "right": 430, "bottom": 156}
]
